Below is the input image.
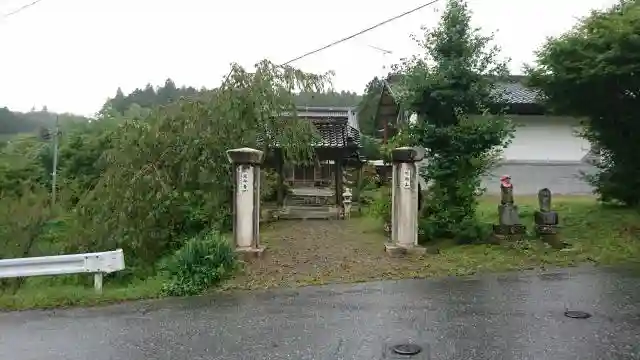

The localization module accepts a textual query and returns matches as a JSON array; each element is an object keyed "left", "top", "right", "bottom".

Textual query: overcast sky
[{"left": 0, "top": 0, "right": 617, "bottom": 116}]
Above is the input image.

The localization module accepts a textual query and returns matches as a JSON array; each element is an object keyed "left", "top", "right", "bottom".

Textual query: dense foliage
[
  {"left": 392, "top": 0, "right": 514, "bottom": 242},
  {"left": 0, "top": 60, "right": 340, "bottom": 293},
  {"left": 527, "top": 0, "right": 640, "bottom": 206}
]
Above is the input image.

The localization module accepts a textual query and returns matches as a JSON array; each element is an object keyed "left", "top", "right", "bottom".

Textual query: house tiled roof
[
  {"left": 386, "top": 73, "right": 542, "bottom": 105},
  {"left": 374, "top": 77, "right": 547, "bottom": 132},
  {"left": 493, "top": 82, "right": 541, "bottom": 104}
]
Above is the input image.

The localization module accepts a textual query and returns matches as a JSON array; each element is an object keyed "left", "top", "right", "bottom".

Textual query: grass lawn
[
  {"left": 1, "top": 195, "right": 639, "bottom": 310},
  {"left": 0, "top": 276, "right": 165, "bottom": 311}
]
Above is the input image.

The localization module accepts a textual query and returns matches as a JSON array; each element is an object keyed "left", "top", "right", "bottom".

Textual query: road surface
[{"left": 1, "top": 266, "right": 639, "bottom": 359}]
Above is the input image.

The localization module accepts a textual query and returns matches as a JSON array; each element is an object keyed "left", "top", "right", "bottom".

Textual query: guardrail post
[
  {"left": 94, "top": 273, "right": 103, "bottom": 293},
  {"left": 385, "top": 147, "right": 426, "bottom": 256},
  {"left": 226, "top": 147, "right": 266, "bottom": 259}
]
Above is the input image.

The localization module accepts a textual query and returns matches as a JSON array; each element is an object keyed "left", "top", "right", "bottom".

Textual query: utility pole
[
  {"left": 366, "top": 44, "right": 393, "bottom": 145},
  {"left": 51, "top": 115, "right": 59, "bottom": 204}
]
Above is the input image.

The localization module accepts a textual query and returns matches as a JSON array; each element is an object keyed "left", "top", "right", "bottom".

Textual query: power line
[
  {"left": 1, "top": 0, "right": 46, "bottom": 19},
  {"left": 366, "top": 44, "right": 393, "bottom": 55},
  {"left": 280, "top": 0, "right": 440, "bottom": 66}
]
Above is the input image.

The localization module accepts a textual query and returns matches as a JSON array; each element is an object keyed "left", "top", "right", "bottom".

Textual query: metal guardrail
[{"left": 0, "top": 249, "right": 126, "bottom": 293}]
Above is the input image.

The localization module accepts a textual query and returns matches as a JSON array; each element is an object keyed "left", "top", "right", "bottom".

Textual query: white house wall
[
  {"left": 502, "top": 115, "right": 591, "bottom": 163},
  {"left": 406, "top": 114, "right": 591, "bottom": 163}
]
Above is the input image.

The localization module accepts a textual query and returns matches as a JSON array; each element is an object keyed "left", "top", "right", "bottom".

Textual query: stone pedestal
[
  {"left": 385, "top": 147, "right": 426, "bottom": 256},
  {"left": 534, "top": 210, "right": 558, "bottom": 234},
  {"left": 492, "top": 204, "right": 526, "bottom": 242},
  {"left": 226, "top": 147, "right": 266, "bottom": 259},
  {"left": 534, "top": 210, "right": 564, "bottom": 247}
]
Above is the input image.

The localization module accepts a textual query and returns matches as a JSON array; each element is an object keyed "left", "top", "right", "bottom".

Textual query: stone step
[
  {"left": 286, "top": 197, "right": 335, "bottom": 206},
  {"left": 278, "top": 206, "right": 339, "bottom": 220},
  {"left": 286, "top": 206, "right": 334, "bottom": 212},
  {"left": 278, "top": 212, "right": 338, "bottom": 220}
]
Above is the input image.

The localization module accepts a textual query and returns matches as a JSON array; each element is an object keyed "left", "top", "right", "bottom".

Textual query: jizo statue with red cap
[
  {"left": 499, "top": 175, "right": 515, "bottom": 205},
  {"left": 493, "top": 174, "right": 526, "bottom": 241}
]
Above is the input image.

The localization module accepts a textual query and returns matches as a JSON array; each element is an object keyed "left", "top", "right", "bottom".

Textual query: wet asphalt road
[
  {"left": 483, "top": 163, "right": 596, "bottom": 195},
  {"left": 1, "top": 266, "right": 639, "bottom": 360}
]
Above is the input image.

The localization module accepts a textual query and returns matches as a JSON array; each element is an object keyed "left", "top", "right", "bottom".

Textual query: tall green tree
[
  {"left": 394, "top": 0, "right": 514, "bottom": 241},
  {"left": 527, "top": 0, "right": 640, "bottom": 206},
  {"left": 110, "top": 87, "right": 127, "bottom": 113},
  {"left": 157, "top": 78, "right": 179, "bottom": 104},
  {"left": 357, "top": 77, "right": 385, "bottom": 137}
]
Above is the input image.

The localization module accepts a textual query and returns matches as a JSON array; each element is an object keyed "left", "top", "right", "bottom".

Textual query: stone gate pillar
[
  {"left": 226, "top": 147, "right": 265, "bottom": 257},
  {"left": 385, "top": 147, "right": 426, "bottom": 256}
]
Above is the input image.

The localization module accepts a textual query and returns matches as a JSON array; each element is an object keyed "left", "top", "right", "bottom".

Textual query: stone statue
[
  {"left": 534, "top": 188, "right": 559, "bottom": 238},
  {"left": 500, "top": 175, "right": 515, "bottom": 205},
  {"left": 538, "top": 187, "right": 552, "bottom": 212},
  {"left": 493, "top": 175, "right": 526, "bottom": 241}
]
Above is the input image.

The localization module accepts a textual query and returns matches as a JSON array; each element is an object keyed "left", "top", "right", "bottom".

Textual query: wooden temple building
[{"left": 269, "top": 106, "right": 363, "bottom": 219}]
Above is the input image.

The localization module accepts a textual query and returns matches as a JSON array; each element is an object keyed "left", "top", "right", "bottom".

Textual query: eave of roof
[{"left": 258, "top": 119, "right": 361, "bottom": 149}]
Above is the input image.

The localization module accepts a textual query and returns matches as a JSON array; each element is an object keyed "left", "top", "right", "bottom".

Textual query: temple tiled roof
[
  {"left": 312, "top": 121, "right": 360, "bottom": 148},
  {"left": 262, "top": 106, "right": 362, "bottom": 149}
]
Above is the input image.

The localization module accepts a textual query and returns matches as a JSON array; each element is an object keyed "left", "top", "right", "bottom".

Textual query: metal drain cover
[
  {"left": 564, "top": 310, "right": 592, "bottom": 319},
  {"left": 391, "top": 343, "right": 422, "bottom": 356}
]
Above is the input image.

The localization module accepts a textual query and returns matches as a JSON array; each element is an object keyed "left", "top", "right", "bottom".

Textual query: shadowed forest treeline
[
  {"left": 101, "top": 78, "right": 365, "bottom": 115},
  {"left": 2, "top": 77, "right": 383, "bottom": 144},
  {"left": 0, "top": 107, "right": 89, "bottom": 138}
]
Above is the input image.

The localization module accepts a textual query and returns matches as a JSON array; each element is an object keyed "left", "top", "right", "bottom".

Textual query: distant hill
[{"left": 0, "top": 106, "right": 91, "bottom": 138}]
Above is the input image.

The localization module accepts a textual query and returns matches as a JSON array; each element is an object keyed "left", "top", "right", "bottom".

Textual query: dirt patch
[{"left": 225, "top": 217, "right": 429, "bottom": 289}]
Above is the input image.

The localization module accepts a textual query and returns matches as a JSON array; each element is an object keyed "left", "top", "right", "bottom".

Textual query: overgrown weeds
[{"left": 160, "top": 231, "right": 237, "bottom": 297}]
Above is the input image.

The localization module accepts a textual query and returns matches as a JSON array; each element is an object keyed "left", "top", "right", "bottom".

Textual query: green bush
[
  {"left": 261, "top": 169, "right": 290, "bottom": 203},
  {"left": 367, "top": 186, "right": 391, "bottom": 223},
  {"left": 160, "top": 230, "right": 237, "bottom": 297},
  {"left": 360, "top": 135, "right": 382, "bottom": 160},
  {"left": 419, "top": 215, "right": 493, "bottom": 244}
]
